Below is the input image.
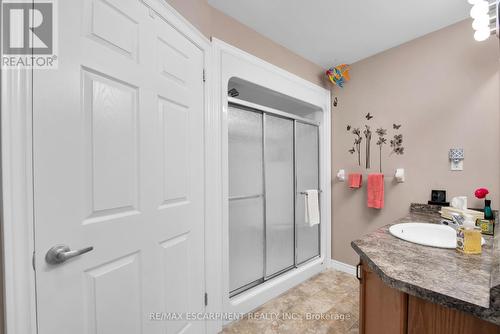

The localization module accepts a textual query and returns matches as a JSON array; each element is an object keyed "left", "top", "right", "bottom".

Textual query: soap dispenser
[{"left": 456, "top": 214, "right": 482, "bottom": 254}]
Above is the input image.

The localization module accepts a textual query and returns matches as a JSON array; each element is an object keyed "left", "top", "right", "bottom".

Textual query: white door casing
[{"left": 32, "top": 0, "right": 206, "bottom": 333}]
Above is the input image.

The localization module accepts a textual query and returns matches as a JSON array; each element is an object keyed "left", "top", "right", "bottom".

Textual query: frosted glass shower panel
[
  {"left": 228, "top": 106, "right": 263, "bottom": 198},
  {"left": 264, "top": 115, "right": 294, "bottom": 277},
  {"left": 295, "top": 121, "right": 320, "bottom": 264},
  {"left": 228, "top": 106, "right": 265, "bottom": 292}
]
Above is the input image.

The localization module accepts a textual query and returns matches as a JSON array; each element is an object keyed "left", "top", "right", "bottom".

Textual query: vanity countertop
[{"left": 351, "top": 203, "right": 500, "bottom": 325}]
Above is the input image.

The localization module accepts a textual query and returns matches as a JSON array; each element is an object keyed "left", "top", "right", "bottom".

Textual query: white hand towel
[{"left": 304, "top": 190, "right": 320, "bottom": 227}]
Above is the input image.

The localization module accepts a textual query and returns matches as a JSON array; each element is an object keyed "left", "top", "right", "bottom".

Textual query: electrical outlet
[{"left": 451, "top": 160, "right": 463, "bottom": 171}]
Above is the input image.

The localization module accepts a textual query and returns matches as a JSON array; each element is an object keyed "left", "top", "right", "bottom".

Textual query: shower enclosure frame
[
  {"left": 208, "top": 38, "right": 331, "bottom": 329},
  {"left": 227, "top": 98, "right": 321, "bottom": 298}
]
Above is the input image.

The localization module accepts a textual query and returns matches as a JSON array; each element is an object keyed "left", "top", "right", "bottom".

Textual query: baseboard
[{"left": 329, "top": 259, "right": 357, "bottom": 276}]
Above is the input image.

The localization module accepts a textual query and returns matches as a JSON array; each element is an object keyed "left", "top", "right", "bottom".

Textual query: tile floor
[{"left": 221, "top": 269, "right": 359, "bottom": 334}]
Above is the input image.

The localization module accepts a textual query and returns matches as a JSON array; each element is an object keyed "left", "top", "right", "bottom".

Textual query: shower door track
[{"left": 228, "top": 97, "right": 320, "bottom": 126}]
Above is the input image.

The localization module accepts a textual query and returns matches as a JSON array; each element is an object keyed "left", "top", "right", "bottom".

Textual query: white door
[{"left": 33, "top": 0, "right": 206, "bottom": 333}]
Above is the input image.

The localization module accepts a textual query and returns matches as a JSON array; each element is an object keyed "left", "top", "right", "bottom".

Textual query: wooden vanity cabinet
[
  {"left": 407, "top": 296, "right": 500, "bottom": 334},
  {"left": 359, "top": 262, "right": 408, "bottom": 334},
  {"left": 359, "top": 261, "right": 500, "bottom": 334}
]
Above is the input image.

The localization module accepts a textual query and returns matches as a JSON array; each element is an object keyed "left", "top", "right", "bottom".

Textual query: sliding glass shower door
[
  {"left": 228, "top": 107, "right": 265, "bottom": 294},
  {"left": 228, "top": 102, "right": 320, "bottom": 296},
  {"left": 295, "top": 122, "right": 320, "bottom": 264},
  {"left": 264, "top": 115, "right": 295, "bottom": 278}
]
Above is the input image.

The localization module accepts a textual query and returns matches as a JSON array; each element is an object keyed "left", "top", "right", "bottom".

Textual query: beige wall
[
  {"left": 165, "top": 0, "right": 326, "bottom": 87},
  {"left": 164, "top": 1, "right": 499, "bottom": 266},
  {"left": 331, "top": 20, "right": 499, "bottom": 265}
]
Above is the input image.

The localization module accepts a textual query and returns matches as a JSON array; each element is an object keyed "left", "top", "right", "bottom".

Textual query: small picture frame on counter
[{"left": 428, "top": 189, "right": 450, "bottom": 206}]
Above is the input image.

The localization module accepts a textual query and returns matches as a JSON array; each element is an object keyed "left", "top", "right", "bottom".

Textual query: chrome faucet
[
  {"left": 450, "top": 212, "right": 465, "bottom": 226},
  {"left": 441, "top": 212, "right": 464, "bottom": 230}
]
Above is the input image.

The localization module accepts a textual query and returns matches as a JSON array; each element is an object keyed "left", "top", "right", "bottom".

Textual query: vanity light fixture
[
  {"left": 469, "top": 0, "right": 499, "bottom": 41},
  {"left": 470, "top": 0, "right": 490, "bottom": 18}
]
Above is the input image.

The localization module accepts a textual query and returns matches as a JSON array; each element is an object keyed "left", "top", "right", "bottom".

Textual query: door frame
[{"left": 0, "top": 1, "right": 213, "bottom": 333}]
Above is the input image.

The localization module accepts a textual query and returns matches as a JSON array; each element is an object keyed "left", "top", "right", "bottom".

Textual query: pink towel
[
  {"left": 367, "top": 173, "right": 384, "bottom": 209},
  {"left": 348, "top": 173, "right": 362, "bottom": 188}
]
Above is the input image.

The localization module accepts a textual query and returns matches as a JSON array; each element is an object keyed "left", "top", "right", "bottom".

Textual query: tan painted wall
[
  {"left": 331, "top": 20, "right": 499, "bottom": 266},
  {"left": 165, "top": 0, "right": 326, "bottom": 87},
  {"left": 164, "top": 1, "right": 499, "bottom": 266}
]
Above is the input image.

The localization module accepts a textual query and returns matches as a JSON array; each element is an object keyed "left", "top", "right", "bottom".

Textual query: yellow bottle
[{"left": 456, "top": 214, "right": 482, "bottom": 254}]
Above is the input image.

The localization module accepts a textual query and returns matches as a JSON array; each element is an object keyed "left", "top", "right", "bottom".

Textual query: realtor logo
[{"left": 2, "top": 0, "right": 58, "bottom": 69}]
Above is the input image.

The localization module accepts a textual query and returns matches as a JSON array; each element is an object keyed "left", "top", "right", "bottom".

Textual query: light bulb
[
  {"left": 474, "top": 28, "right": 490, "bottom": 41},
  {"left": 470, "top": 1, "right": 489, "bottom": 19},
  {"left": 472, "top": 15, "right": 490, "bottom": 30},
  {"left": 468, "top": 0, "right": 479, "bottom": 4}
]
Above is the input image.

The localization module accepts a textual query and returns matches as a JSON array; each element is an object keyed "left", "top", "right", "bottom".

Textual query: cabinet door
[
  {"left": 360, "top": 262, "right": 408, "bottom": 334},
  {"left": 408, "top": 295, "right": 500, "bottom": 334}
]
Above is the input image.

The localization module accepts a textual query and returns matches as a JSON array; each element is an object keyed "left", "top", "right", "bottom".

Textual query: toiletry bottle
[
  {"left": 484, "top": 199, "right": 494, "bottom": 220},
  {"left": 456, "top": 214, "right": 482, "bottom": 254},
  {"left": 476, "top": 218, "right": 495, "bottom": 236}
]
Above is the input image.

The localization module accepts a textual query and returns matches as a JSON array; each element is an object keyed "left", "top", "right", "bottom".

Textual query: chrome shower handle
[{"left": 299, "top": 190, "right": 322, "bottom": 195}]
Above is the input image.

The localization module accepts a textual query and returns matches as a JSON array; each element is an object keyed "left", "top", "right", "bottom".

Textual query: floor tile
[{"left": 222, "top": 269, "right": 359, "bottom": 334}]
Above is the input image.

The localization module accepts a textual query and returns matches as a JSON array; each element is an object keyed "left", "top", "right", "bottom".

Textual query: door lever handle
[{"left": 45, "top": 245, "right": 94, "bottom": 265}]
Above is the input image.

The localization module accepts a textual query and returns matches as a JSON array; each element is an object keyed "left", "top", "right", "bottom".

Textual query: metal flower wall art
[
  {"left": 363, "top": 125, "right": 372, "bottom": 169},
  {"left": 348, "top": 127, "right": 363, "bottom": 166},
  {"left": 390, "top": 133, "right": 404, "bottom": 155},
  {"left": 375, "top": 128, "right": 387, "bottom": 173},
  {"left": 347, "top": 114, "right": 404, "bottom": 172}
]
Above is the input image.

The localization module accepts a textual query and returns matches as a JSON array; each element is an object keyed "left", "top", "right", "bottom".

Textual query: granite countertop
[{"left": 351, "top": 203, "right": 500, "bottom": 325}]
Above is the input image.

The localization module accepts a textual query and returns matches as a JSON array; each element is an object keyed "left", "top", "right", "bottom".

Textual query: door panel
[
  {"left": 82, "top": 70, "right": 140, "bottom": 222},
  {"left": 90, "top": 0, "right": 139, "bottom": 59},
  {"left": 264, "top": 115, "right": 294, "bottom": 277},
  {"left": 160, "top": 233, "right": 192, "bottom": 333},
  {"left": 85, "top": 252, "right": 142, "bottom": 334},
  {"left": 228, "top": 106, "right": 265, "bottom": 292},
  {"left": 295, "top": 122, "right": 320, "bottom": 264},
  {"left": 33, "top": 1, "right": 205, "bottom": 333},
  {"left": 159, "top": 98, "right": 189, "bottom": 206}
]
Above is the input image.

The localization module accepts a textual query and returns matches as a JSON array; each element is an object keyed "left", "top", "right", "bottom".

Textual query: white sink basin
[{"left": 389, "top": 222, "right": 485, "bottom": 249}]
